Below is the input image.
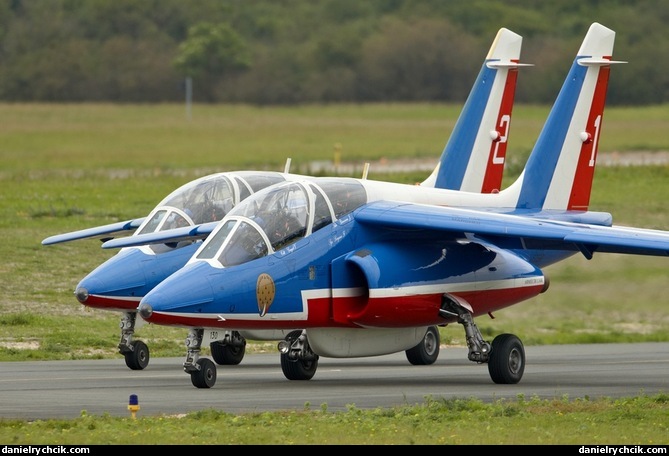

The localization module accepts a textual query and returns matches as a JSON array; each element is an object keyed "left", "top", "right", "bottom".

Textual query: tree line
[{"left": 0, "top": 0, "right": 667, "bottom": 105}]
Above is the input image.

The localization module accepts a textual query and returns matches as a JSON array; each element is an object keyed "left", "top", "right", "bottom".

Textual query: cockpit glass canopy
[
  {"left": 133, "top": 172, "right": 286, "bottom": 253},
  {"left": 161, "top": 175, "right": 235, "bottom": 224},
  {"left": 194, "top": 178, "right": 367, "bottom": 267}
]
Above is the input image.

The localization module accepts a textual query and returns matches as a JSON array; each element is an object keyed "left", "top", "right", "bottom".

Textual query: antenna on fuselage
[
  {"left": 284, "top": 158, "right": 292, "bottom": 173},
  {"left": 362, "top": 162, "right": 369, "bottom": 180}
]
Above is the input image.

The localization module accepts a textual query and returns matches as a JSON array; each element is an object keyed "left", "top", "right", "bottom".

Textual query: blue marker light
[{"left": 128, "top": 394, "right": 140, "bottom": 419}]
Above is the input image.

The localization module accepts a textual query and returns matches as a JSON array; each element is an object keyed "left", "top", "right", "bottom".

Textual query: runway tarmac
[{"left": 0, "top": 342, "right": 667, "bottom": 420}]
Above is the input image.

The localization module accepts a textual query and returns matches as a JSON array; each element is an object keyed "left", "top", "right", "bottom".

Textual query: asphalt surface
[{"left": 0, "top": 342, "right": 667, "bottom": 420}]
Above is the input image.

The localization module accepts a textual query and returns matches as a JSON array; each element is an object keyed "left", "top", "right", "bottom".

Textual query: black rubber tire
[
  {"left": 280, "top": 330, "right": 319, "bottom": 380},
  {"left": 210, "top": 336, "right": 246, "bottom": 365},
  {"left": 280, "top": 352, "right": 318, "bottom": 380},
  {"left": 190, "top": 358, "right": 217, "bottom": 388},
  {"left": 405, "top": 326, "right": 440, "bottom": 365},
  {"left": 488, "top": 333, "right": 525, "bottom": 384},
  {"left": 124, "top": 340, "right": 149, "bottom": 370}
]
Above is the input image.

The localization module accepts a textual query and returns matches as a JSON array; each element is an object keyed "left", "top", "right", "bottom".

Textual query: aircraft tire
[
  {"left": 210, "top": 336, "right": 246, "bottom": 365},
  {"left": 488, "top": 333, "right": 525, "bottom": 384},
  {"left": 280, "top": 330, "right": 319, "bottom": 380},
  {"left": 405, "top": 326, "right": 440, "bottom": 365},
  {"left": 191, "top": 358, "right": 217, "bottom": 388},
  {"left": 280, "top": 353, "right": 318, "bottom": 380},
  {"left": 124, "top": 340, "right": 149, "bottom": 370}
]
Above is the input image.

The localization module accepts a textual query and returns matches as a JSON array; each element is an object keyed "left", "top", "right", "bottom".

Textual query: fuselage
[
  {"left": 139, "top": 215, "right": 548, "bottom": 330},
  {"left": 137, "top": 177, "right": 611, "bottom": 331}
]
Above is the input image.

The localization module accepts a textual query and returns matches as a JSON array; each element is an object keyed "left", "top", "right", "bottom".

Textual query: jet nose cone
[
  {"left": 74, "top": 286, "right": 89, "bottom": 304},
  {"left": 138, "top": 303, "right": 153, "bottom": 320},
  {"left": 74, "top": 276, "right": 105, "bottom": 303},
  {"left": 139, "top": 261, "right": 217, "bottom": 324}
]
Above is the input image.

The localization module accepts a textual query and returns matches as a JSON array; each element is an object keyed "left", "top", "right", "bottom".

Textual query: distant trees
[
  {"left": 0, "top": 0, "right": 667, "bottom": 105},
  {"left": 354, "top": 18, "right": 480, "bottom": 102},
  {"left": 0, "top": 0, "right": 181, "bottom": 101},
  {"left": 173, "top": 23, "right": 251, "bottom": 101}
]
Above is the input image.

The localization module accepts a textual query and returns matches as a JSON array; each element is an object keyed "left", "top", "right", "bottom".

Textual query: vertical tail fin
[
  {"left": 502, "top": 22, "right": 626, "bottom": 211},
  {"left": 421, "top": 28, "right": 531, "bottom": 193}
]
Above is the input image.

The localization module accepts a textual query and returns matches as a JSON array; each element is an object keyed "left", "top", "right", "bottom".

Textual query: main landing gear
[
  {"left": 405, "top": 325, "right": 440, "bottom": 365},
  {"left": 183, "top": 325, "right": 442, "bottom": 389},
  {"left": 439, "top": 297, "right": 525, "bottom": 384},
  {"left": 277, "top": 326, "right": 441, "bottom": 381},
  {"left": 179, "top": 301, "right": 524, "bottom": 389},
  {"left": 210, "top": 331, "right": 247, "bottom": 365},
  {"left": 277, "top": 330, "right": 319, "bottom": 380}
]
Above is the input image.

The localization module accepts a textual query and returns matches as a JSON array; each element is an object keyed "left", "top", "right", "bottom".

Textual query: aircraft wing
[
  {"left": 355, "top": 201, "right": 669, "bottom": 257},
  {"left": 42, "top": 217, "right": 146, "bottom": 245},
  {"left": 100, "top": 221, "right": 219, "bottom": 249}
]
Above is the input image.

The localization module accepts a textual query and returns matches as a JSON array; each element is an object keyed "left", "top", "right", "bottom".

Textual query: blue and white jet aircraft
[
  {"left": 43, "top": 27, "right": 527, "bottom": 370},
  {"left": 114, "top": 23, "right": 668, "bottom": 389}
]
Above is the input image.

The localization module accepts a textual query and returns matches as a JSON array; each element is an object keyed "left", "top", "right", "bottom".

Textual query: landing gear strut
[
  {"left": 440, "top": 296, "right": 525, "bottom": 384},
  {"left": 118, "top": 312, "right": 149, "bottom": 370},
  {"left": 183, "top": 328, "right": 217, "bottom": 388}
]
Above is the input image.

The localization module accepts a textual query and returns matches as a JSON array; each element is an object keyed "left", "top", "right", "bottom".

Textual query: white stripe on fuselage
[{"left": 153, "top": 276, "right": 543, "bottom": 323}]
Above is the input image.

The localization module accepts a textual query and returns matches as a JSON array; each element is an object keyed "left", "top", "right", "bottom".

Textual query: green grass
[
  {"left": 1, "top": 103, "right": 669, "bottom": 444},
  {"left": 1, "top": 394, "right": 668, "bottom": 445},
  {"left": 2, "top": 103, "right": 669, "bottom": 173}
]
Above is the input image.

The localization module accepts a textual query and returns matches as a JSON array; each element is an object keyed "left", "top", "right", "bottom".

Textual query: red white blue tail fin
[
  {"left": 421, "top": 27, "right": 530, "bottom": 193},
  {"left": 500, "top": 22, "right": 626, "bottom": 211}
]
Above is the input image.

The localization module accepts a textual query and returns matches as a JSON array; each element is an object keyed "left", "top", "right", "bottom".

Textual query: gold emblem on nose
[{"left": 256, "top": 273, "right": 275, "bottom": 317}]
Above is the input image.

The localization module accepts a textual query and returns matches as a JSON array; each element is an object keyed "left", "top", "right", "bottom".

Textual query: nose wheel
[
  {"left": 123, "top": 340, "right": 149, "bottom": 370},
  {"left": 190, "top": 358, "right": 217, "bottom": 388},
  {"left": 182, "top": 328, "right": 218, "bottom": 388},
  {"left": 118, "top": 312, "right": 149, "bottom": 370}
]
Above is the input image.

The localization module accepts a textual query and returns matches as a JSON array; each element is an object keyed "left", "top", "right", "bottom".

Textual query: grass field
[
  {"left": 1, "top": 103, "right": 668, "bottom": 444},
  {"left": 2, "top": 102, "right": 669, "bottom": 173}
]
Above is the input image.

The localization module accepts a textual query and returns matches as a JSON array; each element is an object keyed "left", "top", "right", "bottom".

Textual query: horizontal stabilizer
[
  {"left": 577, "top": 58, "right": 627, "bottom": 66},
  {"left": 486, "top": 61, "right": 533, "bottom": 69}
]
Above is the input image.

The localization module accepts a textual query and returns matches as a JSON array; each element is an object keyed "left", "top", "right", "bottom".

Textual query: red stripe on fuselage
[
  {"left": 345, "top": 283, "right": 545, "bottom": 327},
  {"left": 145, "top": 284, "right": 545, "bottom": 329},
  {"left": 81, "top": 294, "right": 141, "bottom": 312}
]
